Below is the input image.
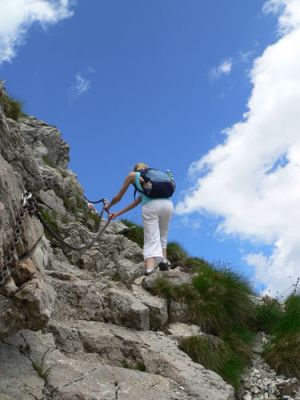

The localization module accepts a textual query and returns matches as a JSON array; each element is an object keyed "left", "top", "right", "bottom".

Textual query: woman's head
[{"left": 133, "top": 162, "right": 148, "bottom": 172}]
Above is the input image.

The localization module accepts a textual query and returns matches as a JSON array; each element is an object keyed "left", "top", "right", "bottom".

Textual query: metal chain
[
  {"left": 0, "top": 192, "right": 111, "bottom": 286},
  {"left": 0, "top": 192, "right": 36, "bottom": 285},
  {"left": 36, "top": 203, "right": 111, "bottom": 252}
]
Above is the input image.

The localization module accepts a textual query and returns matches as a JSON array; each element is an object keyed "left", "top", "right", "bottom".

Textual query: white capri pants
[{"left": 142, "top": 199, "right": 174, "bottom": 260}]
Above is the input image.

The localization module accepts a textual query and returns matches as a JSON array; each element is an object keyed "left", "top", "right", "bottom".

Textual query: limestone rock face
[
  {"left": 0, "top": 88, "right": 271, "bottom": 400},
  {"left": 239, "top": 333, "right": 299, "bottom": 400},
  {"left": 19, "top": 116, "right": 70, "bottom": 169},
  {"left": 0, "top": 106, "right": 55, "bottom": 339},
  {"left": 47, "top": 320, "right": 234, "bottom": 400}
]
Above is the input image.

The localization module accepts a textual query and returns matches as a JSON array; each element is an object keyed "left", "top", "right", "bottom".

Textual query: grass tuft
[
  {"left": 151, "top": 262, "right": 257, "bottom": 388},
  {"left": 179, "top": 335, "right": 246, "bottom": 389},
  {"left": 120, "top": 219, "right": 144, "bottom": 248},
  {"left": 121, "top": 360, "right": 146, "bottom": 372},
  {"left": 255, "top": 297, "right": 283, "bottom": 334},
  {"left": 264, "top": 294, "right": 300, "bottom": 378},
  {"left": 191, "top": 265, "right": 255, "bottom": 336},
  {"left": 0, "top": 89, "right": 24, "bottom": 120},
  {"left": 166, "top": 241, "right": 188, "bottom": 264}
]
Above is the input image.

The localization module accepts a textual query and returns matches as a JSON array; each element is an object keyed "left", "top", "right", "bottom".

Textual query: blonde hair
[{"left": 133, "top": 162, "right": 148, "bottom": 172}]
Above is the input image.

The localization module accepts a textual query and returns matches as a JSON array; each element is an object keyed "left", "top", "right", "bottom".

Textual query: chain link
[
  {"left": 0, "top": 192, "right": 37, "bottom": 285},
  {"left": 36, "top": 204, "right": 110, "bottom": 252},
  {"left": 0, "top": 193, "right": 110, "bottom": 286}
]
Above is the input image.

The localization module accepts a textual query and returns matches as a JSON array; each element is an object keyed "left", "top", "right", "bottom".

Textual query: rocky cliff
[{"left": 0, "top": 94, "right": 235, "bottom": 399}]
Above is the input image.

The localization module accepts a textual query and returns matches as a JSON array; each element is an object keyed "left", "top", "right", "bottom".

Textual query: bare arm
[
  {"left": 109, "top": 197, "right": 141, "bottom": 220},
  {"left": 106, "top": 172, "right": 136, "bottom": 209}
]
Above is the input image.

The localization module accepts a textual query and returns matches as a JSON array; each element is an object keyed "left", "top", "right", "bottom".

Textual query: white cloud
[
  {"left": 68, "top": 73, "right": 91, "bottom": 101},
  {"left": 75, "top": 74, "right": 90, "bottom": 95},
  {"left": 0, "top": 0, "right": 74, "bottom": 64},
  {"left": 209, "top": 59, "right": 233, "bottom": 80},
  {"left": 239, "top": 50, "right": 255, "bottom": 63},
  {"left": 177, "top": 0, "right": 300, "bottom": 296},
  {"left": 263, "top": 0, "right": 300, "bottom": 34}
]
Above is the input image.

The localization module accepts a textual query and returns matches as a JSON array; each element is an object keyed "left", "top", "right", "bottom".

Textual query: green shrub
[
  {"left": 191, "top": 265, "right": 255, "bottom": 336},
  {"left": 152, "top": 263, "right": 255, "bottom": 338},
  {"left": 264, "top": 294, "right": 300, "bottom": 378},
  {"left": 151, "top": 277, "right": 176, "bottom": 299},
  {"left": 278, "top": 294, "right": 300, "bottom": 335},
  {"left": 0, "top": 91, "right": 24, "bottom": 120},
  {"left": 223, "top": 326, "right": 254, "bottom": 366},
  {"left": 167, "top": 241, "right": 188, "bottom": 264},
  {"left": 255, "top": 297, "right": 283, "bottom": 334},
  {"left": 264, "top": 332, "right": 300, "bottom": 378},
  {"left": 151, "top": 262, "right": 256, "bottom": 387},
  {"left": 121, "top": 360, "right": 146, "bottom": 372},
  {"left": 179, "top": 336, "right": 246, "bottom": 388},
  {"left": 120, "top": 219, "right": 144, "bottom": 248},
  {"left": 183, "top": 256, "right": 212, "bottom": 271},
  {"left": 42, "top": 155, "right": 55, "bottom": 168},
  {"left": 39, "top": 209, "right": 59, "bottom": 240}
]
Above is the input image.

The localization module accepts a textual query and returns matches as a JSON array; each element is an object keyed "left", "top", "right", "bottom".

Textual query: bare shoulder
[{"left": 127, "top": 171, "right": 136, "bottom": 183}]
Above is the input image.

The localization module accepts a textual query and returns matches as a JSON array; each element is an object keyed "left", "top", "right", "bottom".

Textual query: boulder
[
  {"left": 131, "top": 283, "right": 168, "bottom": 330},
  {"left": 165, "top": 322, "right": 204, "bottom": 341},
  {"left": 103, "top": 287, "right": 150, "bottom": 330},
  {"left": 0, "top": 328, "right": 193, "bottom": 400},
  {"left": 49, "top": 320, "right": 234, "bottom": 400}
]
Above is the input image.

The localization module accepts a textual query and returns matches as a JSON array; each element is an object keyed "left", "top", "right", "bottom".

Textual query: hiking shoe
[
  {"left": 158, "top": 260, "right": 171, "bottom": 271},
  {"left": 144, "top": 268, "right": 156, "bottom": 276}
]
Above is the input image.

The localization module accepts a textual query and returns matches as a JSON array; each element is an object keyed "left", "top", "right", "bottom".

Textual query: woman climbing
[{"left": 105, "top": 162, "right": 174, "bottom": 276}]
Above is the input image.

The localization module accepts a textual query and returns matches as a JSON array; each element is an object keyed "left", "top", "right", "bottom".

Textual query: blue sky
[{"left": 1, "top": 0, "right": 300, "bottom": 296}]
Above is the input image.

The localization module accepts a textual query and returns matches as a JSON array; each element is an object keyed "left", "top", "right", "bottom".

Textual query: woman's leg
[
  {"left": 145, "top": 257, "right": 156, "bottom": 270},
  {"left": 142, "top": 202, "right": 164, "bottom": 272},
  {"left": 159, "top": 200, "right": 174, "bottom": 261}
]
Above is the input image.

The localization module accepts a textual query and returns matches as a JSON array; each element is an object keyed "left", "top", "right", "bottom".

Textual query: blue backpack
[{"left": 134, "top": 168, "right": 176, "bottom": 199}]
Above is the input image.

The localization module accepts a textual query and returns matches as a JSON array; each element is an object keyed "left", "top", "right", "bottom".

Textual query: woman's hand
[
  {"left": 108, "top": 197, "right": 141, "bottom": 221},
  {"left": 109, "top": 212, "right": 120, "bottom": 220}
]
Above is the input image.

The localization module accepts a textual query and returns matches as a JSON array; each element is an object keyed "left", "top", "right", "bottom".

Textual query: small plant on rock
[
  {"left": 255, "top": 296, "right": 283, "bottom": 334},
  {"left": 179, "top": 335, "right": 245, "bottom": 389},
  {"left": 166, "top": 241, "right": 188, "bottom": 264},
  {"left": 264, "top": 294, "right": 300, "bottom": 378},
  {"left": 0, "top": 88, "right": 24, "bottom": 120},
  {"left": 191, "top": 265, "right": 255, "bottom": 336},
  {"left": 120, "top": 219, "right": 144, "bottom": 248}
]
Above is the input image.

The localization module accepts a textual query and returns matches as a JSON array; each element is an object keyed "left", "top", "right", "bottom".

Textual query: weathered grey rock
[
  {"left": 19, "top": 116, "right": 70, "bottom": 169},
  {"left": 240, "top": 333, "right": 299, "bottom": 400},
  {"left": 131, "top": 283, "right": 168, "bottom": 329},
  {"left": 30, "top": 235, "right": 51, "bottom": 274},
  {"left": 49, "top": 272, "right": 106, "bottom": 322},
  {"left": 103, "top": 287, "right": 150, "bottom": 330},
  {"left": 48, "top": 364, "right": 189, "bottom": 400},
  {"left": 38, "top": 189, "right": 67, "bottom": 215},
  {"left": 115, "top": 258, "right": 145, "bottom": 283},
  {"left": 0, "top": 132, "right": 54, "bottom": 338},
  {"left": 0, "top": 109, "right": 45, "bottom": 192},
  {"left": 143, "top": 268, "right": 192, "bottom": 291},
  {"left": 0, "top": 276, "right": 55, "bottom": 338},
  {"left": 0, "top": 333, "right": 46, "bottom": 400},
  {"left": 12, "top": 257, "right": 37, "bottom": 285},
  {"left": 105, "top": 219, "right": 128, "bottom": 234},
  {"left": 169, "top": 300, "right": 191, "bottom": 323},
  {"left": 2, "top": 85, "right": 298, "bottom": 400},
  {"left": 49, "top": 320, "right": 234, "bottom": 400},
  {"left": 0, "top": 328, "right": 195, "bottom": 400},
  {"left": 166, "top": 322, "right": 204, "bottom": 341}
]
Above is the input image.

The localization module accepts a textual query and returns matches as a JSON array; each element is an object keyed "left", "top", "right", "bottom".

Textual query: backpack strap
[
  {"left": 133, "top": 184, "right": 144, "bottom": 199},
  {"left": 133, "top": 171, "right": 146, "bottom": 199},
  {"left": 140, "top": 169, "right": 150, "bottom": 183}
]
